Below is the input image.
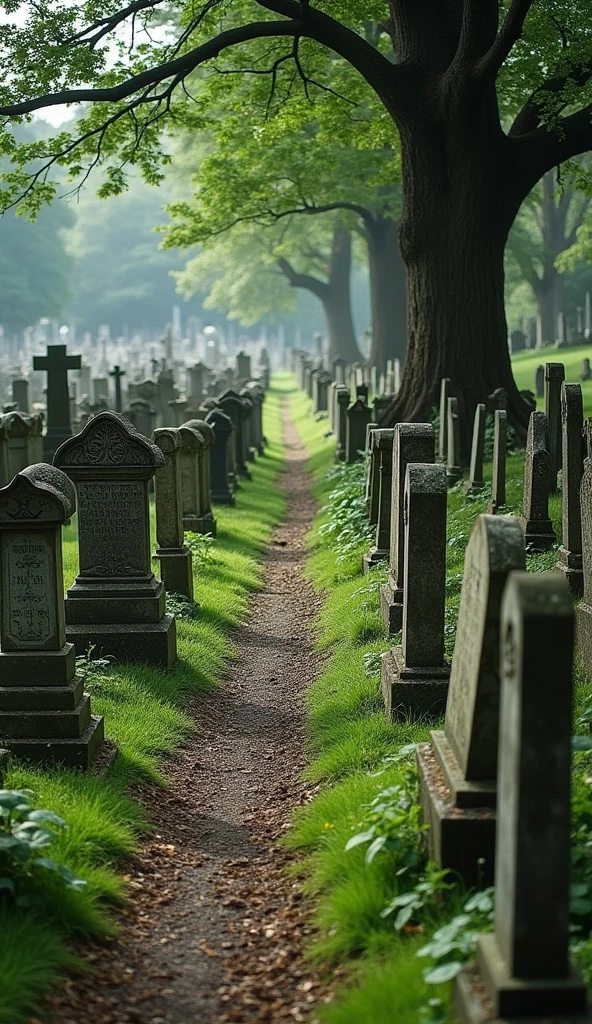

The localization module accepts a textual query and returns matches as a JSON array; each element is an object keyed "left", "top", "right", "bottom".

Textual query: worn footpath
[{"left": 38, "top": 404, "right": 334, "bottom": 1024}]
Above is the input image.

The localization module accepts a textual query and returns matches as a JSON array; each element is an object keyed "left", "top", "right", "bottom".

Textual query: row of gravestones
[
  {"left": 0, "top": 377, "right": 267, "bottom": 771},
  {"left": 295, "top": 366, "right": 592, "bottom": 1024}
]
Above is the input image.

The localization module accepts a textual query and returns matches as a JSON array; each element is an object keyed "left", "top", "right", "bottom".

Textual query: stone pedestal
[
  {"left": 363, "top": 428, "right": 394, "bottom": 574},
  {"left": 381, "top": 647, "right": 450, "bottom": 720}
]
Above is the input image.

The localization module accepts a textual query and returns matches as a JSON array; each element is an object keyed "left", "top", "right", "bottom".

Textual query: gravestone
[
  {"left": 369, "top": 365, "right": 378, "bottom": 398},
  {"left": 438, "top": 378, "right": 452, "bottom": 462},
  {"left": 4, "top": 412, "right": 33, "bottom": 478},
  {"left": 184, "top": 419, "right": 217, "bottom": 536},
  {"left": 178, "top": 425, "right": 204, "bottom": 533},
  {"left": 363, "top": 429, "right": 395, "bottom": 574},
  {"left": 385, "top": 360, "right": 395, "bottom": 394},
  {"left": 545, "top": 361, "right": 565, "bottom": 492},
  {"left": 489, "top": 409, "right": 507, "bottom": 513},
  {"left": 373, "top": 394, "right": 392, "bottom": 422},
  {"left": 245, "top": 383, "right": 265, "bottom": 454},
  {"left": 206, "top": 408, "right": 235, "bottom": 505},
  {"left": 169, "top": 398, "right": 189, "bottom": 428},
  {"left": 188, "top": 362, "right": 208, "bottom": 401},
  {"left": 510, "top": 329, "right": 526, "bottom": 353},
  {"left": 0, "top": 418, "right": 9, "bottom": 486},
  {"left": 153, "top": 428, "right": 193, "bottom": 601},
  {"left": 28, "top": 414, "right": 44, "bottom": 465},
  {"left": 454, "top": 573, "right": 589, "bottom": 1024},
  {"left": 0, "top": 463, "right": 104, "bottom": 767},
  {"left": 381, "top": 424, "right": 435, "bottom": 634},
  {"left": 346, "top": 399, "right": 372, "bottom": 463},
  {"left": 219, "top": 390, "right": 250, "bottom": 479},
  {"left": 381, "top": 463, "right": 450, "bottom": 720},
  {"left": 519, "top": 410, "right": 557, "bottom": 551},
  {"left": 417, "top": 515, "right": 525, "bottom": 887},
  {"left": 109, "top": 365, "right": 126, "bottom": 414},
  {"left": 356, "top": 383, "right": 370, "bottom": 405},
  {"left": 33, "top": 344, "right": 82, "bottom": 460},
  {"left": 334, "top": 387, "right": 350, "bottom": 461},
  {"left": 446, "top": 396, "right": 463, "bottom": 486},
  {"left": 465, "top": 403, "right": 486, "bottom": 494},
  {"left": 236, "top": 351, "right": 252, "bottom": 381},
  {"left": 576, "top": 450, "right": 592, "bottom": 677},
  {"left": 364, "top": 422, "right": 379, "bottom": 521},
  {"left": 332, "top": 358, "right": 347, "bottom": 385},
  {"left": 556, "top": 383, "right": 584, "bottom": 598},
  {"left": 582, "top": 358, "right": 592, "bottom": 382},
  {"left": 12, "top": 379, "right": 29, "bottom": 414},
  {"left": 53, "top": 412, "right": 177, "bottom": 668},
  {"left": 93, "top": 378, "right": 110, "bottom": 407},
  {"left": 127, "top": 399, "right": 157, "bottom": 440}
]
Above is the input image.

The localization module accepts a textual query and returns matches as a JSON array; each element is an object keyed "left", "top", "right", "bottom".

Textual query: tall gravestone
[
  {"left": 535, "top": 363, "right": 544, "bottom": 398},
  {"left": 418, "top": 515, "right": 525, "bottom": 886},
  {"left": 364, "top": 423, "right": 379, "bottom": 522},
  {"left": 184, "top": 419, "right": 217, "bottom": 536},
  {"left": 178, "top": 424, "right": 204, "bottom": 533},
  {"left": 438, "top": 378, "right": 451, "bottom": 461},
  {"left": 576, "top": 449, "right": 592, "bottom": 677},
  {"left": 12, "top": 379, "right": 29, "bottom": 414},
  {"left": 206, "top": 408, "right": 235, "bottom": 505},
  {"left": 33, "top": 344, "right": 82, "bottom": 460},
  {"left": 519, "top": 410, "right": 557, "bottom": 551},
  {"left": 381, "top": 424, "right": 434, "bottom": 635},
  {"left": 54, "top": 412, "right": 177, "bottom": 668},
  {"left": 455, "top": 573, "right": 589, "bottom": 1023},
  {"left": 545, "top": 361, "right": 565, "bottom": 492},
  {"left": 219, "top": 390, "right": 250, "bottom": 479},
  {"left": 556, "top": 383, "right": 584, "bottom": 597},
  {"left": 153, "top": 428, "right": 194, "bottom": 601},
  {"left": 363, "top": 429, "right": 395, "bottom": 574},
  {"left": 345, "top": 399, "right": 372, "bottom": 463},
  {"left": 335, "top": 387, "right": 350, "bottom": 462},
  {"left": 465, "top": 403, "right": 486, "bottom": 494},
  {"left": 489, "top": 409, "right": 507, "bottom": 513},
  {"left": 381, "top": 463, "right": 450, "bottom": 720},
  {"left": 446, "top": 397, "right": 462, "bottom": 486},
  {"left": 0, "top": 464, "right": 104, "bottom": 767}
]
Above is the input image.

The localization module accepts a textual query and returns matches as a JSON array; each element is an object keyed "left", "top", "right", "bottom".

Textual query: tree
[
  {"left": 0, "top": 203, "right": 73, "bottom": 335},
  {"left": 2, "top": 3, "right": 592, "bottom": 440}
]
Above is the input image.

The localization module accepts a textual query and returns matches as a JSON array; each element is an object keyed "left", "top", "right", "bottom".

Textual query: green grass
[
  {"left": 511, "top": 343, "right": 592, "bottom": 415},
  {"left": 0, "top": 381, "right": 288, "bottom": 1024}
]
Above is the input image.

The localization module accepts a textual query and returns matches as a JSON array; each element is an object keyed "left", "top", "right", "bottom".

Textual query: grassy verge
[
  {"left": 286, "top": 380, "right": 592, "bottom": 1024},
  {"left": 0, "top": 382, "right": 288, "bottom": 1024}
]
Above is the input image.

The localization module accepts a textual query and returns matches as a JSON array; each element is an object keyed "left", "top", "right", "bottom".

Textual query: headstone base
[
  {"left": 2, "top": 715, "right": 105, "bottom": 769},
  {"left": 380, "top": 580, "right": 403, "bottom": 635},
  {"left": 518, "top": 515, "right": 557, "bottom": 551},
  {"left": 417, "top": 739, "right": 496, "bottom": 887},
  {"left": 154, "top": 548, "right": 194, "bottom": 602},
  {"left": 362, "top": 546, "right": 388, "bottom": 575},
  {"left": 556, "top": 545, "right": 584, "bottom": 599},
  {"left": 0, "top": 644, "right": 76, "bottom": 686},
  {"left": 66, "top": 616, "right": 177, "bottom": 668},
  {"left": 190, "top": 513, "right": 217, "bottom": 537},
  {"left": 212, "top": 490, "right": 236, "bottom": 506},
  {"left": 447, "top": 467, "right": 463, "bottom": 487},
  {"left": 454, "top": 939, "right": 590, "bottom": 1024},
  {"left": 381, "top": 647, "right": 450, "bottom": 721},
  {"left": 65, "top": 576, "right": 166, "bottom": 625}
]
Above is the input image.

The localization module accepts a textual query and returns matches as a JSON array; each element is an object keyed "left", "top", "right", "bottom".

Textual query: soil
[{"left": 36, "top": 404, "right": 336, "bottom": 1024}]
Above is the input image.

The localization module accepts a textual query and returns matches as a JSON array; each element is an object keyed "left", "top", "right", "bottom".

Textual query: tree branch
[
  {"left": 510, "top": 61, "right": 592, "bottom": 136},
  {"left": 277, "top": 256, "right": 328, "bottom": 298},
  {"left": 514, "top": 104, "right": 592, "bottom": 198},
  {"left": 474, "top": 0, "right": 533, "bottom": 81}
]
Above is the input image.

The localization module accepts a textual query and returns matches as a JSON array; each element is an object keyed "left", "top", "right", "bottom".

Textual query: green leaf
[{"left": 424, "top": 961, "right": 464, "bottom": 985}]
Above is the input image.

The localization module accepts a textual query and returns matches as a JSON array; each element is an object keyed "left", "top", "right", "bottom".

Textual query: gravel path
[{"left": 41, "top": 402, "right": 334, "bottom": 1024}]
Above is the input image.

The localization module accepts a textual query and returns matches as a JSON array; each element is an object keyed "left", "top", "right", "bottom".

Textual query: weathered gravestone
[
  {"left": 12, "top": 379, "right": 29, "bottom": 414},
  {"left": 417, "top": 515, "right": 525, "bottom": 887},
  {"left": 446, "top": 396, "right": 463, "bottom": 487},
  {"left": 381, "top": 463, "right": 450, "bottom": 720},
  {"left": 33, "top": 344, "right": 82, "bottom": 460},
  {"left": 582, "top": 358, "right": 592, "bottom": 382},
  {"left": 0, "top": 463, "right": 104, "bottom": 767},
  {"left": 188, "top": 362, "right": 208, "bottom": 401},
  {"left": 576, "top": 443, "right": 592, "bottom": 677},
  {"left": 4, "top": 412, "right": 33, "bottom": 477},
  {"left": 178, "top": 424, "right": 204, "bottom": 533},
  {"left": 364, "top": 422, "right": 379, "bottom": 521},
  {"left": 438, "top": 378, "right": 452, "bottom": 462},
  {"left": 346, "top": 399, "right": 372, "bottom": 464},
  {"left": 510, "top": 328, "right": 526, "bottom": 353},
  {"left": 356, "top": 383, "right": 370, "bottom": 405},
  {"left": 153, "top": 428, "right": 193, "bottom": 601},
  {"left": 454, "top": 573, "right": 590, "bottom": 1024},
  {"left": 109, "top": 365, "right": 126, "bottom": 413},
  {"left": 184, "top": 419, "right": 217, "bottom": 536},
  {"left": 219, "top": 390, "right": 250, "bottom": 479},
  {"left": 236, "top": 351, "right": 251, "bottom": 381},
  {"left": 519, "top": 410, "right": 557, "bottom": 551},
  {"left": 381, "top": 424, "right": 434, "bottom": 635},
  {"left": 535, "top": 364, "right": 544, "bottom": 398},
  {"left": 363, "top": 429, "right": 394, "bottom": 574},
  {"left": 373, "top": 394, "right": 392, "bottom": 423},
  {"left": 54, "top": 412, "right": 176, "bottom": 668},
  {"left": 335, "top": 387, "right": 350, "bottom": 462},
  {"left": 465, "top": 403, "right": 486, "bottom": 494},
  {"left": 489, "top": 409, "right": 507, "bottom": 513},
  {"left": 93, "top": 378, "right": 110, "bottom": 408},
  {"left": 556, "top": 382, "right": 584, "bottom": 598},
  {"left": 127, "top": 399, "right": 157, "bottom": 440},
  {"left": 205, "top": 408, "right": 235, "bottom": 505},
  {"left": 332, "top": 358, "right": 347, "bottom": 385},
  {"left": 545, "top": 361, "right": 565, "bottom": 492},
  {"left": 244, "top": 384, "right": 265, "bottom": 454}
]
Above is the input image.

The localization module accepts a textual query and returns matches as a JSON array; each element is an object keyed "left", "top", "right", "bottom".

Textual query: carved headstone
[
  {"left": 363, "top": 429, "right": 394, "bottom": 574},
  {"left": 519, "top": 410, "right": 557, "bottom": 551},
  {"left": 556, "top": 383, "right": 584, "bottom": 598},
  {"left": 153, "top": 428, "right": 193, "bottom": 601},
  {"left": 184, "top": 419, "right": 217, "bottom": 536},
  {"left": 446, "top": 396, "right": 462, "bottom": 487},
  {"left": 545, "top": 361, "right": 565, "bottom": 492},
  {"left": 206, "top": 408, "right": 235, "bottom": 505},
  {"left": 346, "top": 399, "right": 372, "bottom": 464}
]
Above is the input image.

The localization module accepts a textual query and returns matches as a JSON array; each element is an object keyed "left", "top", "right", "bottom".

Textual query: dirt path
[{"left": 42, "top": 403, "right": 332, "bottom": 1024}]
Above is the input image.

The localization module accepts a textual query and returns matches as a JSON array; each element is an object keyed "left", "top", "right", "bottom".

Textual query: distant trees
[{"left": 0, "top": 203, "right": 73, "bottom": 334}]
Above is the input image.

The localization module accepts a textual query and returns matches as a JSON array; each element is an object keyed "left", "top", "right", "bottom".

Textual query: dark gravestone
[
  {"left": 381, "top": 463, "right": 450, "bottom": 720},
  {"left": 364, "top": 423, "right": 379, "bottom": 521},
  {"left": 380, "top": 424, "right": 434, "bottom": 635},
  {"left": 54, "top": 412, "right": 177, "bottom": 668},
  {"left": 109, "top": 365, "right": 126, "bottom": 414},
  {"left": 455, "top": 573, "right": 589, "bottom": 1023},
  {"left": 178, "top": 425, "right": 204, "bottom": 533},
  {"left": 535, "top": 364, "right": 544, "bottom": 398},
  {"left": 465, "top": 403, "right": 486, "bottom": 494},
  {"left": 438, "top": 378, "right": 451, "bottom": 462},
  {"left": 510, "top": 329, "right": 526, "bottom": 353},
  {"left": 188, "top": 362, "right": 209, "bottom": 401},
  {"left": 0, "top": 464, "right": 104, "bottom": 767},
  {"left": 519, "top": 410, "right": 557, "bottom": 551},
  {"left": 356, "top": 383, "right": 369, "bottom": 405},
  {"left": 219, "top": 390, "right": 251, "bottom": 480},
  {"left": 153, "top": 428, "right": 194, "bottom": 601},
  {"left": 363, "top": 429, "right": 394, "bottom": 574},
  {"left": 346, "top": 399, "right": 372, "bottom": 464},
  {"left": 335, "top": 387, "right": 350, "bottom": 462},
  {"left": 236, "top": 351, "right": 252, "bottom": 382},
  {"left": 489, "top": 409, "right": 507, "bottom": 513},
  {"left": 206, "top": 408, "right": 235, "bottom": 505},
  {"left": 556, "top": 383, "right": 584, "bottom": 598},
  {"left": 373, "top": 394, "right": 392, "bottom": 422},
  {"left": 12, "top": 379, "right": 29, "bottom": 414},
  {"left": 127, "top": 399, "right": 157, "bottom": 440},
  {"left": 245, "top": 383, "right": 265, "bottom": 454},
  {"left": 446, "top": 396, "right": 463, "bottom": 487},
  {"left": 4, "top": 412, "right": 33, "bottom": 477},
  {"left": 545, "top": 361, "right": 565, "bottom": 492},
  {"left": 418, "top": 515, "right": 525, "bottom": 887},
  {"left": 184, "top": 419, "right": 217, "bottom": 536},
  {"left": 0, "top": 419, "right": 9, "bottom": 486},
  {"left": 33, "top": 344, "right": 82, "bottom": 460},
  {"left": 582, "top": 358, "right": 592, "bottom": 382},
  {"left": 238, "top": 392, "right": 256, "bottom": 461}
]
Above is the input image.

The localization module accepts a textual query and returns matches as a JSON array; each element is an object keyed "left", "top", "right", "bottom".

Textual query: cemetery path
[{"left": 42, "top": 405, "right": 334, "bottom": 1024}]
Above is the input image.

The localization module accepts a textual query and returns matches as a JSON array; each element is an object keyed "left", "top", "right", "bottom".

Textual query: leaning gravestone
[
  {"left": 363, "top": 429, "right": 394, "bottom": 574},
  {"left": 545, "top": 361, "right": 565, "bottom": 493},
  {"left": 454, "top": 573, "right": 590, "bottom": 1023},
  {"left": 464, "top": 404, "right": 486, "bottom": 494},
  {"left": 417, "top": 515, "right": 525, "bottom": 887},
  {"left": 489, "top": 409, "right": 507, "bottom": 513},
  {"left": 33, "top": 344, "right": 82, "bottom": 460},
  {"left": 519, "top": 410, "right": 557, "bottom": 551},
  {"left": 0, "top": 463, "right": 104, "bottom": 767},
  {"left": 153, "top": 428, "right": 194, "bottom": 601},
  {"left": 381, "top": 463, "right": 449, "bottom": 720},
  {"left": 53, "top": 412, "right": 176, "bottom": 668},
  {"left": 556, "top": 383, "right": 584, "bottom": 598}
]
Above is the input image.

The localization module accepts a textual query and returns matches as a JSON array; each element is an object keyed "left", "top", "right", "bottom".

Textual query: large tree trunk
[
  {"left": 366, "top": 216, "right": 407, "bottom": 373},
  {"left": 325, "top": 224, "right": 363, "bottom": 363},
  {"left": 534, "top": 266, "right": 562, "bottom": 346}
]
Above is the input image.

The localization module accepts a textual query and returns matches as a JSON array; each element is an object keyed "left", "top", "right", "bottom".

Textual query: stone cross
[
  {"left": 33, "top": 344, "right": 82, "bottom": 460},
  {"left": 545, "top": 361, "right": 565, "bottom": 492},
  {"left": 465, "top": 403, "right": 486, "bottom": 494},
  {"left": 53, "top": 412, "right": 176, "bottom": 668},
  {"left": 205, "top": 408, "right": 235, "bottom": 505},
  {"left": 446, "top": 396, "right": 462, "bottom": 486},
  {"left": 418, "top": 515, "right": 525, "bottom": 886},
  {"left": 0, "top": 463, "right": 104, "bottom": 767},
  {"left": 363, "top": 429, "right": 394, "bottom": 574},
  {"left": 556, "top": 382, "right": 584, "bottom": 598},
  {"left": 346, "top": 399, "right": 372, "bottom": 463},
  {"left": 109, "top": 365, "right": 126, "bottom": 414},
  {"left": 381, "top": 463, "right": 449, "bottom": 720},
  {"left": 380, "top": 423, "right": 434, "bottom": 635},
  {"left": 519, "top": 410, "right": 557, "bottom": 551},
  {"left": 153, "top": 428, "right": 194, "bottom": 601},
  {"left": 438, "top": 378, "right": 451, "bottom": 462},
  {"left": 455, "top": 573, "right": 588, "bottom": 1021},
  {"left": 489, "top": 409, "right": 507, "bottom": 513}
]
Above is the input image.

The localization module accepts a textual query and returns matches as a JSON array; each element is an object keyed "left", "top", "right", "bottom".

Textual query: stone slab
[
  {"left": 381, "top": 646, "right": 449, "bottom": 721},
  {"left": 0, "top": 694, "right": 91, "bottom": 739},
  {"left": 4, "top": 714, "right": 105, "bottom": 769},
  {"left": 66, "top": 616, "right": 177, "bottom": 668},
  {"left": 0, "top": 677, "right": 84, "bottom": 712},
  {"left": 431, "top": 730, "right": 496, "bottom": 808},
  {"left": 479, "top": 934, "right": 588, "bottom": 1018},
  {"left": 362, "top": 546, "right": 389, "bottom": 575},
  {"left": 65, "top": 577, "right": 166, "bottom": 625},
  {"left": 0, "top": 644, "right": 76, "bottom": 686},
  {"left": 455, "top": 963, "right": 592, "bottom": 1024}
]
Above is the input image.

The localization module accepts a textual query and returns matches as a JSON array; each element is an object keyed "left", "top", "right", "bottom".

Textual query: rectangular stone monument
[
  {"left": 153, "top": 428, "right": 194, "bottom": 601},
  {"left": 335, "top": 387, "right": 350, "bottom": 462},
  {"left": 12, "top": 379, "right": 29, "bottom": 414},
  {"left": 381, "top": 463, "right": 450, "bottom": 720},
  {"left": 519, "top": 410, "right": 557, "bottom": 551},
  {"left": 556, "top": 383, "right": 584, "bottom": 598},
  {"left": 33, "top": 344, "right": 82, "bottom": 460},
  {"left": 535, "top": 364, "right": 544, "bottom": 398},
  {"left": 183, "top": 419, "right": 217, "bottom": 535},
  {"left": 4, "top": 412, "right": 33, "bottom": 477},
  {"left": 489, "top": 409, "right": 507, "bottom": 513},
  {"left": 455, "top": 573, "right": 590, "bottom": 1024},
  {"left": 417, "top": 515, "right": 525, "bottom": 887},
  {"left": 465, "top": 403, "right": 486, "bottom": 494},
  {"left": 346, "top": 399, "right": 372, "bottom": 463},
  {"left": 206, "top": 407, "right": 235, "bottom": 505},
  {"left": 53, "top": 412, "right": 177, "bottom": 668},
  {"left": 545, "top": 361, "right": 565, "bottom": 492},
  {"left": 576, "top": 446, "right": 592, "bottom": 677},
  {"left": 363, "top": 429, "right": 395, "bottom": 574},
  {"left": 364, "top": 422, "right": 379, "bottom": 522},
  {"left": 380, "top": 424, "right": 434, "bottom": 634},
  {"left": 582, "top": 358, "right": 592, "bottom": 382},
  {"left": 446, "top": 396, "right": 463, "bottom": 486},
  {"left": 438, "top": 378, "right": 451, "bottom": 462},
  {"left": 0, "top": 464, "right": 104, "bottom": 767}
]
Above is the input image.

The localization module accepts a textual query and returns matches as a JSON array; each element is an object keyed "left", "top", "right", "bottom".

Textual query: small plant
[
  {"left": 345, "top": 756, "right": 426, "bottom": 873},
  {"left": 166, "top": 592, "right": 200, "bottom": 619},
  {"left": 76, "top": 645, "right": 112, "bottom": 696},
  {"left": 318, "top": 462, "right": 374, "bottom": 562},
  {"left": 381, "top": 867, "right": 455, "bottom": 931},
  {"left": 185, "top": 532, "right": 216, "bottom": 565},
  {"left": 0, "top": 790, "right": 86, "bottom": 906},
  {"left": 362, "top": 651, "right": 383, "bottom": 678},
  {"left": 416, "top": 888, "right": 494, "bottom": 984}
]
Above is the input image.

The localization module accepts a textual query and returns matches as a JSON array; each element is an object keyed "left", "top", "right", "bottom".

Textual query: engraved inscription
[
  {"left": 77, "top": 481, "right": 148, "bottom": 577},
  {"left": 2, "top": 532, "right": 56, "bottom": 649}
]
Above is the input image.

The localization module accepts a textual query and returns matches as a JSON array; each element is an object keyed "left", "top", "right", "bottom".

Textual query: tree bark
[{"left": 365, "top": 215, "right": 407, "bottom": 373}]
